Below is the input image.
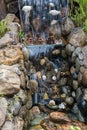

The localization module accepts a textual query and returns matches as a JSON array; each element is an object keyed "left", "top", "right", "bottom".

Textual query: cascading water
[{"left": 18, "top": 0, "right": 69, "bottom": 44}]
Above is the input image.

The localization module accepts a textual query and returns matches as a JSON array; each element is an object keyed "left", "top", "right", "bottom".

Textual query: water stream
[
  {"left": 18, "top": 0, "right": 69, "bottom": 43},
  {"left": 17, "top": 1, "right": 86, "bottom": 130}
]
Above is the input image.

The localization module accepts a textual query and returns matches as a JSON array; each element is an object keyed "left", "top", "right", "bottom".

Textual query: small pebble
[
  {"left": 49, "top": 100, "right": 56, "bottom": 106},
  {"left": 52, "top": 76, "right": 57, "bottom": 81},
  {"left": 42, "top": 75, "right": 46, "bottom": 81},
  {"left": 54, "top": 69, "right": 58, "bottom": 73},
  {"left": 59, "top": 102, "right": 66, "bottom": 109},
  {"left": 72, "top": 91, "right": 76, "bottom": 98}
]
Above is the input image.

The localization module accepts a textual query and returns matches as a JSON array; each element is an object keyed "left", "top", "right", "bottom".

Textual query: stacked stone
[{"left": 0, "top": 14, "right": 32, "bottom": 130}]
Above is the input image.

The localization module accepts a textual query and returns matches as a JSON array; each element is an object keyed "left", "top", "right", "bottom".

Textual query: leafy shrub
[
  {"left": 83, "top": 19, "right": 87, "bottom": 32},
  {"left": 0, "top": 19, "right": 7, "bottom": 38},
  {"left": 70, "top": 0, "right": 87, "bottom": 31}
]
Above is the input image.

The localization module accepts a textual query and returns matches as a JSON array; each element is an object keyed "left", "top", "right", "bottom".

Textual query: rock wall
[
  {"left": 0, "top": 14, "right": 32, "bottom": 130},
  {"left": 0, "top": 13, "right": 87, "bottom": 130}
]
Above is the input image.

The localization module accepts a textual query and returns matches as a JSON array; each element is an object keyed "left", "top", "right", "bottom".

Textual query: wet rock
[
  {"left": 65, "top": 97, "right": 74, "bottom": 105},
  {"left": 49, "top": 112, "right": 71, "bottom": 123},
  {"left": 14, "top": 116, "right": 24, "bottom": 130},
  {"left": 78, "top": 53, "right": 84, "bottom": 61},
  {"left": 19, "top": 106, "right": 28, "bottom": 119},
  {"left": 72, "top": 91, "right": 76, "bottom": 98},
  {"left": 58, "top": 102, "right": 66, "bottom": 110},
  {"left": 76, "top": 88, "right": 82, "bottom": 101},
  {"left": 0, "top": 66, "right": 20, "bottom": 95},
  {"left": 1, "top": 121, "right": 14, "bottom": 130},
  {"left": 0, "top": 33, "right": 13, "bottom": 48},
  {"left": 82, "top": 45, "right": 87, "bottom": 57},
  {"left": 68, "top": 29, "right": 85, "bottom": 47},
  {"left": 32, "top": 106, "right": 41, "bottom": 116},
  {"left": 59, "top": 78, "right": 67, "bottom": 86},
  {"left": 72, "top": 52, "right": 77, "bottom": 62},
  {"left": 77, "top": 95, "right": 87, "bottom": 122},
  {"left": 73, "top": 80, "right": 79, "bottom": 90},
  {"left": 65, "top": 44, "right": 75, "bottom": 55},
  {"left": 0, "top": 98, "right": 8, "bottom": 127},
  {"left": 26, "top": 93, "right": 32, "bottom": 109},
  {"left": 49, "top": 100, "right": 56, "bottom": 106},
  {"left": 41, "top": 119, "right": 58, "bottom": 130},
  {"left": 22, "top": 47, "right": 29, "bottom": 61},
  {"left": 72, "top": 104, "right": 85, "bottom": 122},
  {"left": 61, "top": 18, "right": 74, "bottom": 35},
  {"left": 8, "top": 99, "right": 21, "bottom": 116},
  {"left": 75, "top": 47, "right": 82, "bottom": 56},
  {"left": 28, "top": 80, "right": 38, "bottom": 93},
  {"left": 70, "top": 66, "right": 76, "bottom": 74},
  {"left": 52, "top": 49, "right": 60, "bottom": 55},
  {"left": 61, "top": 93, "right": 67, "bottom": 100},
  {"left": 17, "top": 90, "right": 27, "bottom": 105},
  {"left": 61, "top": 49, "right": 67, "bottom": 58},
  {"left": 82, "top": 70, "right": 87, "bottom": 86},
  {"left": 78, "top": 72, "right": 82, "bottom": 83},
  {"left": 0, "top": 47, "right": 23, "bottom": 65},
  {"left": 62, "top": 86, "right": 68, "bottom": 94},
  {"left": 75, "top": 58, "right": 81, "bottom": 71},
  {"left": 20, "top": 72, "right": 26, "bottom": 89},
  {"left": 41, "top": 118, "right": 87, "bottom": 130},
  {"left": 49, "top": 23, "right": 61, "bottom": 37},
  {"left": 80, "top": 67, "right": 85, "bottom": 73},
  {"left": 40, "top": 59, "right": 46, "bottom": 66},
  {"left": 30, "top": 115, "right": 43, "bottom": 126}
]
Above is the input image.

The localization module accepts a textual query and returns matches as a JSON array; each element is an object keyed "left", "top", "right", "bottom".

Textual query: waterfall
[{"left": 18, "top": 0, "right": 68, "bottom": 43}]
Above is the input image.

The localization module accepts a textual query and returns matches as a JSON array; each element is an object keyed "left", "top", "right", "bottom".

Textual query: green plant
[
  {"left": 83, "top": 19, "right": 87, "bottom": 32},
  {"left": 68, "top": 125, "right": 81, "bottom": 130},
  {"left": 19, "top": 29, "right": 24, "bottom": 40},
  {"left": 70, "top": 0, "right": 87, "bottom": 29},
  {"left": 18, "top": 29, "right": 26, "bottom": 45},
  {"left": 0, "top": 19, "right": 7, "bottom": 38}
]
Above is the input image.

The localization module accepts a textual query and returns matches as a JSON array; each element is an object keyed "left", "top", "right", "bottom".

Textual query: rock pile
[{"left": 0, "top": 13, "right": 87, "bottom": 130}]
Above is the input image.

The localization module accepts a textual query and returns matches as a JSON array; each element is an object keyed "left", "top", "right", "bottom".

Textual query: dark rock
[
  {"left": 82, "top": 70, "right": 87, "bottom": 86},
  {"left": 7, "top": 0, "right": 18, "bottom": 14},
  {"left": 0, "top": 0, "right": 7, "bottom": 20},
  {"left": 77, "top": 95, "right": 87, "bottom": 123},
  {"left": 49, "top": 112, "right": 71, "bottom": 123},
  {"left": 62, "top": 18, "right": 74, "bottom": 35}
]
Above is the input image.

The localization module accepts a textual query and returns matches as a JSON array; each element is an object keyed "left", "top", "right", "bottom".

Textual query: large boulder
[
  {"left": 1, "top": 121, "right": 14, "bottom": 130},
  {"left": 41, "top": 112, "right": 87, "bottom": 130},
  {"left": 0, "top": 65, "right": 21, "bottom": 95},
  {"left": 49, "top": 112, "right": 71, "bottom": 123}
]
